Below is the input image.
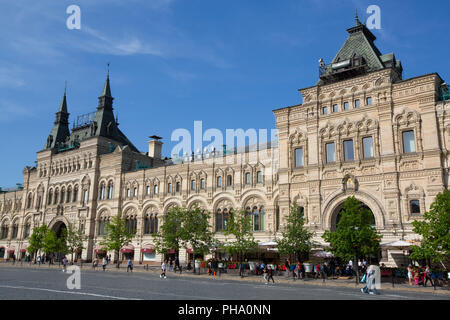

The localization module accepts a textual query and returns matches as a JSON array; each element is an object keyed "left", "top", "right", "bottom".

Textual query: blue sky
[{"left": 1, "top": 0, "right": 449, "bottom": 187}]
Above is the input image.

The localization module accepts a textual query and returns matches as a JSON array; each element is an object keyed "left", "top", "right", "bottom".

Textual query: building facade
[{"left": 1, "top": 18, "right": 449, "bottom": 266}]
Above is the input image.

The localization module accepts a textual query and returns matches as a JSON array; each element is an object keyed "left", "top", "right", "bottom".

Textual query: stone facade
[{"left": 1, "top": 18, "right": 449, "bottom": 266}]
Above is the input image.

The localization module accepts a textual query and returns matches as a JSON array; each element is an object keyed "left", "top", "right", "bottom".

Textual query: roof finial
[
  {"left": 107, "top": 62, "right": 110, "bottom": 77},
  {"left": 355, "top": 8, "right": 361, "bottom": 26},
  {"left": 64, "top": 80, "right": 67, "bottom": 96}
]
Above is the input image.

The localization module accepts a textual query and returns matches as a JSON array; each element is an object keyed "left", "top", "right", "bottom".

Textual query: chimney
[{"left": 148, "top": 136, "right": 163, "bottom": 160}]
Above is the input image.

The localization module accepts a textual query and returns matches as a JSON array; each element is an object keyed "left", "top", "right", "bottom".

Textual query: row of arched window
[
  {"left": 99, "top": 181, "right": 114, "bottom": 201},
  {"left": 47, "top": 186, "right": 79, "bottom": 205}
]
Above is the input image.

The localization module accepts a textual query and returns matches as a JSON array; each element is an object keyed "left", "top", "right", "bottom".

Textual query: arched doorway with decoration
[{"left": 49, "top": 220, "right": 68, "bottom": 263}]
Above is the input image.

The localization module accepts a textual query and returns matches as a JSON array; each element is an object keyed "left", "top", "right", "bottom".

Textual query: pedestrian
[
  {"left": 160, "top": 261, "right": 167, "bottom": 279},
  {"left": 263, "top": 265, "right": 269, "bottom": 283},
  {"left": 127, "top": 258, "right": 133, "bottom": 272},
  {"left": 423, "top": 265, "right": 433, "bottom": 287},
  {"left": 407, "top": 264, "right": 413, "bottom": 286},
  {"left": 361, "top": 265, "right": 379, "bottom": 295},
  {"left": 102, "top": 257, "right": 107, "bottom": 272},
  {"left": 315, "top": 263, "right": 321, "bottom": 279},
  {"left": 267, "top": 266, "right": 275, "bottom": 284},
  {"left": 239, "top": 261, "right": 245, "bottom": 278},
  {"left": 62, "top": 256, "right": 67, "bottom": 272},
  {"left": 296, "top": 261, "right": 302, "bottom": 280},
  {"left": 169, "top": 258, "right": 173, "bottom": 272},
  {"left": 175, "top": 257, "right": 180, "bottom": 273},
  {"left": 284, "top": 259, "right": 290, "bottom": 279},
  {"left": 37, "top": 255, "right": 41, "bottom": 266}
]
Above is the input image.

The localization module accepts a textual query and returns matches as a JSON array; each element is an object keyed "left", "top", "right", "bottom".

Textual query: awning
[
  {"left": 313, "top": 251, "right": 335, "bottom": 258},
  {"left": 168, "top": 249, "right": 176, "bottom": 254},
  {"left": 141, "top": 244, "right": 155, "bottom": 253},
  {"left": 94, "top": 246, "right": 106, "bottom": 254},
  {"left": 120, "top": 245, "right": 135, "bottom": 254},
  {"left": 258, "top": 241, "right": 277, "bottom": 247},
  {"left": 8, "top": 249, "right": 15, "bottom": 254},
  {"left": 381, "top": 240, "right": 413, "bottom": 249},
  {"left": 20, "top": 249, "right": 27, "bottom": 253},
  {"left": 187, "top": 248, "right": 193, "bottom": 254}
]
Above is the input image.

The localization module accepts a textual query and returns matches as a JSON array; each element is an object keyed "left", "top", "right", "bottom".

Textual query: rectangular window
[
  {"left": 217, "top": 177, "right": 222, "bottom": 187},
  {"left": 326, "top": 143, "right": 335, "bottom": 163},
  {"left": 201, "top": 179, "right": 205, "bottom": 189},
  {"left": 362, "top": 137, "right": 374, "bottom": 158},
  {"left": 83, "top": 190, "right": 88, "bottom": 205},
  {"left": 343, "top": 140, "right": 354, "bottom": 161},
  {"left": 410, "top": 200, "right": 421, "bottom": 215},
  {"left": 344, "top": 102, "right": 349, "bottom": 110},
  {"left": 133, "top": 188, "right": 137, "bottom": 197},
  {"left": 176, "top": 182, "right": 180, "bottom": 192},
  {"left": 295, "top": 148, "right": 304, "bottom": 167},
  {"left": 146, "top": 186, "right": 150, "bottom": 195},
  {"left": 127, "top": 189, "right": 130, "bottom": 198},
  {"left": 257, "top": 171, "right": 263, "bottom": 183},
  {"left": 191, "top": 180, "right": 196, "bottom": 191},
  {"left": 322, "top": 107, "right": 328, "bottom": 115},
  {"left": 366, "top": 97, "right": 373, "bottom": 106},
  {"left": 355, "top": 99, "right": 360, "bottom": 108},
  {"left": 168, "top": 183, "right": 172, "bottom": 193},
  {"left": 154, "top": 185, "right": 158, "bottom": 195},
  {"left": 403, "top": 130, "right": 416, "bottom": 153},
  {"left": 333, "top": 104, "right": 338, "bottom": 113}
]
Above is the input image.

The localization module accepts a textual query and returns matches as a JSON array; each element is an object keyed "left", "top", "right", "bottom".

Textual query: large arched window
[
  {"left": 54, "top": 188, "right": 59, "bottom": 205},
  {"left": 144, "top": 213, "right": 158, "bottom": 234},
  {"left": 97, "top": 217, "right": 110, "bottom": 236},
  {"left": 125, "top": 214, "right": 137, "bottom": 234},
  {"left": 216, "top": 208, "right": 233, "bottom": 232},
  {"left": 60, "top": 188, "right": 65, "bottom": 204},
  {"left": 27, "top": 194, "right": 33, "bottom": 209},
  {"left": 99, "top": 183, "right": 106, "bottom": 200},
  {"left": 47, "top": 190, "right": 53, "bottom": 205},
  {"left": 245, "top": 201, "right": 265, "bottom": 232},
  {"left": 11, "top": 222, "right": 19, "bottom": 239},
  {"left": 107, "top": 182, "right": 114, "bottom": 199},
  {"left": 66, "top": 187, "right": 72, "bottom": 203},
  {"left": 24, "top": 218, "right": 31, "bottom": 239},
  {"left": 1, "top": 223, "right": 9, "bottom": 239}
]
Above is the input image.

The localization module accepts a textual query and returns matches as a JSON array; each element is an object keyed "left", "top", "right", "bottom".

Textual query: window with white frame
[{"left": 326, "top": 142, "right": 335, "bottom": 163}]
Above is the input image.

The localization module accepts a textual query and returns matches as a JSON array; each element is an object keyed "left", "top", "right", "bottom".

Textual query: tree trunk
[
  {"left": 354, "top": 255, "right": 359, "bottom": 285},
  {"left": 116, "top": 250, "right": 120, "bottom": 268}
]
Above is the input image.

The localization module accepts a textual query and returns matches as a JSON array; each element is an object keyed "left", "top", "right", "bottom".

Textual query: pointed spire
[
  {"left": 58, "top": 82, "right": 68, "bottom": 113},
  {"left": 101, "top": 63, "right": 112, "bottom": 97},
  {"left": 355, "top": 8, "right": 361, "bottom": 26}
]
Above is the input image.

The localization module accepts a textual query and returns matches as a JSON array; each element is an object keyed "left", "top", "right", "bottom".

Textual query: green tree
[
  {"left": 152, "top": 206, "right": 184, "bottom": 260},
  {"left": 222, "top": 209, "right": 258, "bottom": 270},
  {"left": 322, "top": 197, "right": 381, "bottom": 284},
  {"left": 277, "top": 202, "right": 315, "bottom": 262},
  {"left": 27, "top": 225, "right": 49, "bottom": 259},
  {"left": 64, "top": 222, "right": 86, "bottom": 263},
  {"left": 42, "top": 229, "right": 63, "bottom": 262},
  {"left": 100, "top": 212, "right": 135, "bottom": 268},
  {"left": 180, "top": 205, "right": 215, "bottom": 273},
  {"left": 409, "top": 190, "right": 450, "bottom": 267}
]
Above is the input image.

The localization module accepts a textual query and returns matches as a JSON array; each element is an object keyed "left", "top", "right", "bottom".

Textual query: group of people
[
  {"left": 407, "top": 265, "right": 434, "bottom": 287},
  {"left": 160, "top": 257, "right": 183, "bottom": 279}
]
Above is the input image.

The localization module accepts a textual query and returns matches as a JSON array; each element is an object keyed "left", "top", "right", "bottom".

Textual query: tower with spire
[{"left": 45, "top": 87, "right": 70, "bottom": 149}]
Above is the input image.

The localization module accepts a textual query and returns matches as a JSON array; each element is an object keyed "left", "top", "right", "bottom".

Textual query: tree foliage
[
  {"left": 27, "top": 225, "right": 49, "bottom": 256},
  {"left": 152, "top": 206, "right": 184, "bottom": 257},
  {"left": 222, "top": 209, "right": 258, "bottom": 263},
  {"left": 277, "top": 202, "right": 315, "bottom": 262},
  {"left": 100, "top": 212, "right": 135, "bottom": 265},
  {"left": 180, "top": 205, "right": 214, "bottom": 257},
  {"left": 322, "top": 197, "right": 381, "bottom": 282},
  {"left": 409, "top": 190, "right": 450, "bottom": 265},
  {"left": 64, "top": 222, "right": 86, "bottom": 261}
]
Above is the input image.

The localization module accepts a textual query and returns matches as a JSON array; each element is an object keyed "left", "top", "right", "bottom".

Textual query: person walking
[
  {"left": 267, "top": 266, "right": 275, "bottom": 284},
  {"left": 263, "top": 265, "right": 269, "bottom": 284},
  {"left": 284, "top": 259, "right": 290, "bottom": 279},
  {"left": 361, "top": 265, "right": 379, "bottom": 295},
  {"left": 62, "top": 256, "right": 67, "bottom": 273},
  {"left": 160, "top": 261, "right": 167, "bottom": 279},
  {"left": 239, "top": 261, "right": 246, "bottom": 278},
  {"left": 423, "top": 265, "right": 433, "bottom": 287},
  {"left": 407, "top": 265, "right": 413, "bottom": 286},
  {"left": 127, "top": 258, "right": 133, "bottom": 272},
  {"left": 175, "top": 257, "right": 180, "bottom": 273},
  {"left": 169, "top": 258, "right": 174, "bottom": 272},
  {"left": 102, "top": 257, "right": 107, "bottom": 272},
  {"left": 37, "top": 255, "right": 41, "bottom": 266}
]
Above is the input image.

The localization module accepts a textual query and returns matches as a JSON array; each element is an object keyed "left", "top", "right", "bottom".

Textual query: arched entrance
[
  {"left": 51, "top": 221, "right": 67, "bottom": 262},
  {"left": 331, "top": 202, "right": 376, "bottom": 231}
]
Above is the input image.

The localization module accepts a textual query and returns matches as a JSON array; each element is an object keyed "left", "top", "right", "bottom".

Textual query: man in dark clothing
[
  {"left": 267, "top": 266, "right": 275, "bottom": 284},
  {"left": 239, "top": 262, "right": 245, "bottom": 278},
  {"left": 175, "top": 257, "right": 180, "bottom": 273}
]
